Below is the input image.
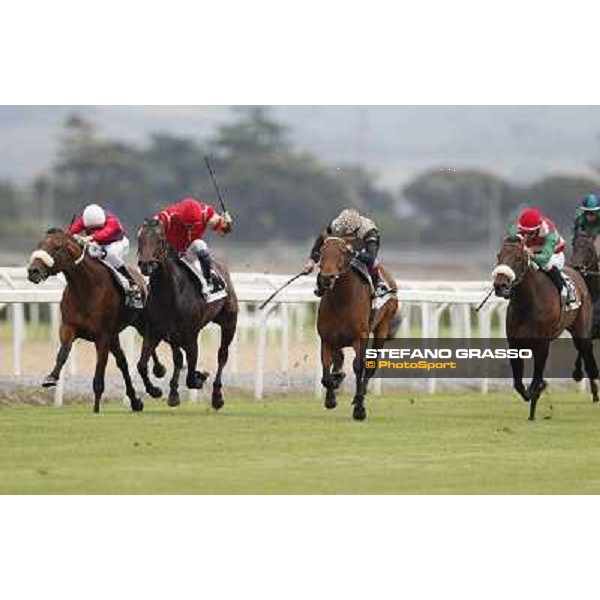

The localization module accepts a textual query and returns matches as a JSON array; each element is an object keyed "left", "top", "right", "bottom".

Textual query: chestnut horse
[
  {"left": 570, "top": 231, "right": 600, "bottom": 381},
  {"left": 27, "top": 228, "right": 165, "bottom": 413},
  {"left": 136, "top": 218, "right": 238, "bottom": 409},
  {"left": 317, "top": 236, "right": 398, "bottom": 421},
  {"left": 493, "top": 237, "right": 598, "bottom": 420}
]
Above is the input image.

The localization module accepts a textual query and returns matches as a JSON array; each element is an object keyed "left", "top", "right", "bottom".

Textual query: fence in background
[{"left": 0, "top": 267, "right": 507, "bottom": 404}]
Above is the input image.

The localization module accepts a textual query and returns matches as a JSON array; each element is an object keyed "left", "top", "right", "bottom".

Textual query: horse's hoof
[
  {"left": 148, "top": 385, "right": 163, "bottom": 399},
  {"left": 187, "top": 371, "right": 209, "bottom": 389},
  {"left": 593, "top": 394, "right": 599, "bottom": 404},
  {"left": 167, "top": 393, "right": 181, "bottom": 407},
  {"left": 352, "top": 404, "right": 367, "bottom": 421},
  {"left": 324, "top": 397, "right": 337, "bottom": 410},
  {"left": 572, "top": 370, "right": 583, "bottom": 383},
  {"left": 42, "top": 375, "right": 58, "bottom": 388},
  {"left": 212, "top": 395, "right": 225, "bottom": 410},
  {"left": 131, "top": 398, "right": 144, "bottom": 412},
  {"left": 528, "top": 416, "right": 535, "bottom": 421},
  {"left": 153, "top": 363, "right": 167, "bottom": 378}
]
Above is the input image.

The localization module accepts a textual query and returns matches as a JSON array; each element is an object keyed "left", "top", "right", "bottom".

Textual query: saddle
[
  {"left": 178, "top": 257, "right": 228, "bottom": 303},
  {"left": 98, "top": 259, "right": 146, "bottom": 309}
]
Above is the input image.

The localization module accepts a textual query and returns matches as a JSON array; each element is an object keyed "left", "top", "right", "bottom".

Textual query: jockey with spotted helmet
[
  {"left": 70, "top": 204, "right": 143, "bottom": 308},
  {"left": 156, "top": 197, "right": 232, "bottom": 299},
  {"left": 508, "top": 206, "right": 576, "bottom": 308},
  {"left": 572, "top": 193, "right": 600, "bottom": 243},
  {"left": 303, "top": 208, "right": 385, "bottom": 295}
]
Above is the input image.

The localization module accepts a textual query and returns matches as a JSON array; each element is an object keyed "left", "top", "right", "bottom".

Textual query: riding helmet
[{"left": 581, "top": 194, "right": 600, "bottom": 212}]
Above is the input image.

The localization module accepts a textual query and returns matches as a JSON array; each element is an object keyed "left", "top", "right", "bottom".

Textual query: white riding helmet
[
  {"left": 82, "top": 204, "right": 106, "bottom": 229},
  {"left": 331, "top": 208, "right": 361, "bottom": 236}
]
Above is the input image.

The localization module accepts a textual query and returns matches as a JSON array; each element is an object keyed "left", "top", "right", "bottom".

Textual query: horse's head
[
  {"left": 317, "top": 236, "right": 355, "bottom": 294},
  {"left": 571, "top": 231, "right": 598, "bottom": 274},
  {"left": 492, "top": 236, "right": 530, "bottom": 299},
  {"left": 137, "top": 217, "right": 168, "bottom": 276},
  {"left": 27, "top": 228, "right": 85, "bottom": 284}
]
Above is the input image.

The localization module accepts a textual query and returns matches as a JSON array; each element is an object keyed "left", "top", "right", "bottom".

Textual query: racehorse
[
  {"left": 316, "top": 236, "right": 399, "bottom": 421},
  {"left": 27, "top": 228, "right": 166, "bottom": 413},
  {"left": 493, "top": 236, "right": 599, "bottom": 420},
  {"left": 136, "top": 217, "right": 238, "bottom": 409},
  {"left": 569, "top": 230, "right": 600, "bottom": 381}
]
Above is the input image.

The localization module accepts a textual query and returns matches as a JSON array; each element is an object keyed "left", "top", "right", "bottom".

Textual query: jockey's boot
[
  {"left": 370, "top": 266, "right": 387, "bottom": 297},
  {"left": 117, "top": 266, "right": 144, "bottom": 309},
  {"left": 546, "top": 267, "right": 569, "bottom": 307},
  {"left": 197, "top": 248, "right": 223, "bottom": 299}
]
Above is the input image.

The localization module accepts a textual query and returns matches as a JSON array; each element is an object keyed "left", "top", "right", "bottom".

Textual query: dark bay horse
[
  {"left": 493, "top": 237, "right": 598, "bottom": 420},
  {"left": 136, "top": 218, "right": 238, "bottom": 409},
  {"left": 317, "top": 237, "right": 398, "bottom": 421},
  {"left": 27, "top": 229, "right": 165, "bottom": 413},
  {"left": 570, "top": 231, "right": 600, "bottom": 380}
]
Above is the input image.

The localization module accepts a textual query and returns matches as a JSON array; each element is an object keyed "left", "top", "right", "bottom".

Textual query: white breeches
[
  {"left": 103, "top": 237, "right": 130, "bottom": 269},
  {"left": 183, "top": 239, "right": 208, "bottom": 263},
  {"left": 540, "top": 252, "right": 564, "bottom": 272}
]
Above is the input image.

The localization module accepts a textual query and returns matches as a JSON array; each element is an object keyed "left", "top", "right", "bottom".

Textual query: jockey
[
  {"left": 157, "top": 197, "right": 232, "bottom": 298},
  {"left": 70, "top": 204, "right": 143, "bottom": 308},
  {"left": 303, "top": 208, "right": 385, "bottom": 295},
  {"left": 508, "top": 207, "right": 575, "bottom": 308},
  {"left": 572, "top": 193, "right": 600, "bottom": 243}
]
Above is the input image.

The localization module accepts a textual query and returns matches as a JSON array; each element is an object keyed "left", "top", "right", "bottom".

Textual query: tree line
[{"left": 1, "top": 106, "right": 599, "bottom": 250}]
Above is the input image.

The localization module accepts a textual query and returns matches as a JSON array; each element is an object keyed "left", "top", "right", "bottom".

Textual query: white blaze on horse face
[
  {"left": 28, "top": 250, "right": 55, "bottom": 269},
  {"left": 491, "top": 264, "right": 516, "bottom": 283}
]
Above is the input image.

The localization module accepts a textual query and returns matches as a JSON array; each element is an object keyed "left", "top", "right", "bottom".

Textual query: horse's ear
[{"left": 147, "top": 217, "right": 160, "bottom": 227}]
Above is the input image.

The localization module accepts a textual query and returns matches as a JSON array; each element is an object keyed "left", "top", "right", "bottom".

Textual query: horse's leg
[
  {"left": 92, "top": 337, "right": 110, "bottom": 414},
  {"left": 528, "top": 341, "right": 550, "bottom": 421},
  {"left": 43, "top": 324, "right": 75, "bottom": 387},
  {"left": 167, "top": 343, "right": 184, "bottom": 407},
  {"left": 111, "top": 337, "right": 143, "bottom": 412},
  {"left": 211, "top": 320, "right": 236, "bottom": 411},
  {"left": 185, "top": 335, "right": 209, "bottom": 389},
  {"left": 572, "top": 337, "right": 599, "bottom": 403},
  {"left": 351, "top": 339, "right": 368, "bottom": 421},
  {"left": 152, "top": 349, "right": 167, "bottom": 379},
  {"left": 331, "top": 348, "right": 345, "bottom": 390},
  {"left": 573, "top": 352, "right": 584, "bottom": 382},
  {"left": 137, "top": 335, "right": 163, "bottom": 398},
  {"left": 321, "top": 341, "right": 336, "bottom": 409}
]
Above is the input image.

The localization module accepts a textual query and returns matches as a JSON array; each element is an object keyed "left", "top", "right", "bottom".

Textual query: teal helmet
[{"left": 582, "top": 194, "right": 600, "bottom": 212}]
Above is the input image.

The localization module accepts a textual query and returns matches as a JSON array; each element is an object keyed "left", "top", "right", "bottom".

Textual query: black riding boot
[
  {"left": 197, "top": 249, "right": 223, "bottom": 294},
  {"left": 546, "top": 267, "right": 566, "bottom": 302},
  {"left": 117, "top": 266, "right": 144, "bottom": 308}
]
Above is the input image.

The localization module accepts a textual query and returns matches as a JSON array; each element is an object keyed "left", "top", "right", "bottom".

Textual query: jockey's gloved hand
[
  {"left": 87, "top": 243, "right": 105, "bottom": 259},
  {"left": 302, "top": 259, "right": 316, "bottom": 274},
  {"left": 223, "top": 211, "right": 233, "bottom": 225}
]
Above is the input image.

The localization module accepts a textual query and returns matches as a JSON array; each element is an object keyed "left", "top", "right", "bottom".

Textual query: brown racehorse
[
  {"left": 136, "top": 218, "right": 238, "bottom": 409},
  {"left": 570, "top": 230, "right": 600, "bottom": 381},
  {"left": 27, "top": 228, "right": 165, "bottom": 413},
  {"left": 493, "top": 237, "right": 599, "bottom": 420},
  {"left": 317, "top": 236, "right": 399, "bottom": 421}
]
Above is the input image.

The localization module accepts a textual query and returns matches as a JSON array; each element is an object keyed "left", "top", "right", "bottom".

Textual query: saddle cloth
[
  {"left": 178, "top": 257, "right": 228, "bottom": 303},
  {"left": 563, "top": 272, "right": 581, "bottom": 311}
]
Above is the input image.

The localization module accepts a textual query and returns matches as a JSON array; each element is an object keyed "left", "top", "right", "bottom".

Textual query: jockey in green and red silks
[{"left": 506, "top": 206, "right": 575, "bottom": 307}]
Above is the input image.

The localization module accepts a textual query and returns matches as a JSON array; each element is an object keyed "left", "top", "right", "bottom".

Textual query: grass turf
[{"left": 1, "top": 390, "right": 600, "bottom": 494}]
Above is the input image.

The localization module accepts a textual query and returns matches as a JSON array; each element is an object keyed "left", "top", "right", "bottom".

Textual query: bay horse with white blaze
[
  {"left": 136, "top": 217, "right": 238, "bottom": 409},
  {"left": 493, "top": 236, "right": 598, "bottom": 420},
  {"left": 27, "top": 228, "right": 166, "bottom": 413},
  {"left": 317, "top": 236, "right": 398, "bottom": 421}
]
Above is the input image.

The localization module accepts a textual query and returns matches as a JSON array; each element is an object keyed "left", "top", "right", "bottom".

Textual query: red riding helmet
[
  {"left": 517, "top": 208, "right": 543, "bottom": 233},
  {"left": 177, "top": 198, "right": 203, "bottom": 224}
]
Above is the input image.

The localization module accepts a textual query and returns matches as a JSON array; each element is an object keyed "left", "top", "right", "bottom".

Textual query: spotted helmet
[{"left": 331, "top": 209, "right": 361, "bottom": 236}]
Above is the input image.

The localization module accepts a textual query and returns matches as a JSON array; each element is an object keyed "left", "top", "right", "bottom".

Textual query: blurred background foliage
[{"left": 1, "top": 106, "right": 599, "bottom": 255}]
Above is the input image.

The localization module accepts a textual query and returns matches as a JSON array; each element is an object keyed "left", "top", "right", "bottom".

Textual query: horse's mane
[{"left": 46, "top": 227, "right": 64, "bottom": 235}]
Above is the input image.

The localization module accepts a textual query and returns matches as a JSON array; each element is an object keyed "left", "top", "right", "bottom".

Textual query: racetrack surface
[{"left": 2, "top": 391, "right": 600, "bottom": 494}]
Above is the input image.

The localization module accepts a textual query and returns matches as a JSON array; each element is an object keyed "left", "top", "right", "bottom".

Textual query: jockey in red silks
[
  {"left": 157, "top": 197, "right": 232, "bottom": 297},
  {"left": 70, "top": 203, "right": 143, "bottom": 308},
  {"left": 505, "top": 206, "right": 576, "bottom": 308}
]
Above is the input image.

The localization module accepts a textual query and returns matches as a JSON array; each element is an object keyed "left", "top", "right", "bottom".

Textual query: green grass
[{"left": 2, "top": 391, "right": 600, "bottom": 494}]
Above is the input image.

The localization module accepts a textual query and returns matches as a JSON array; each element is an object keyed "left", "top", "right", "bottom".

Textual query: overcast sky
[{"left": 1, "top": 105, "right": 600, "bottom": 188}]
